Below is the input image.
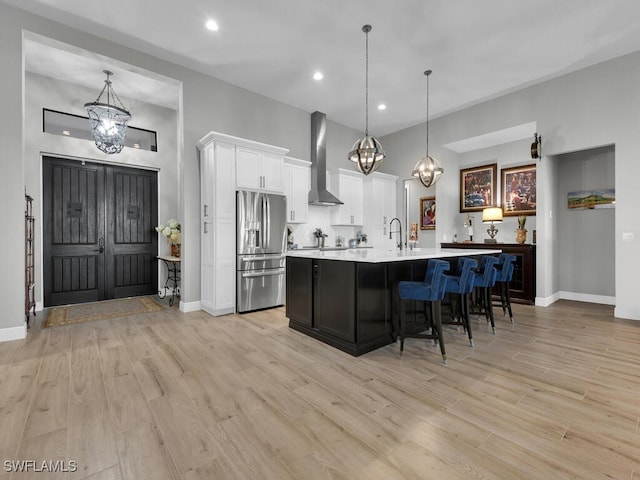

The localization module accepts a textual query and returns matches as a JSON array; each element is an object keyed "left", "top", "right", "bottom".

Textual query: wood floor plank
[
  {"left": 22, "top": 349, "right": 70, "bottom": 440},
  {"left": 9, "top": 428, "right": 67, "bottom": 480},
  {"left": 116, "top": 422, "right": 180, "bottom": 480},
  {"left": 66, "top": 400, "right": 118, "bottom": 479},
  {"left": 148, "top": 391, "right": 220, "bottom": 474}
]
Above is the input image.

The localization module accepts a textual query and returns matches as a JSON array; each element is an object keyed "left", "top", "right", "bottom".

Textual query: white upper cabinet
[
  {"left": 363, "top": 172, "right": 398, "bottom": 248},
  {"left": 283, "top": 157, "right": 311, "bottom": 224},
  {"left": 329, "top": 169, "right": 364, "bottom": 226},
  {"left": 236, "top": 147, "right": 285, "bottom": 193}
]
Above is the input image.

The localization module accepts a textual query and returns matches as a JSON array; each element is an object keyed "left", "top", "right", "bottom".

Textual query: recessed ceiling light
[
  {"left": 62, "top": 130, "right": 71, "bottom": 136},
  {"left": 377, "top": 104, "right": 387, "bottom": 110},
  {"left": 313, "top": 72, "right": 324, "bottom": 81},
  {"left": 205, "top": 19, "right": 219, "bottom": 31}
]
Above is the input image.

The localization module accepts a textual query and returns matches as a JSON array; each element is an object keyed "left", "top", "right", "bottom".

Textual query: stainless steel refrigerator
[{"left": 236, "top": 190, "right": 287, "bottom": 313}]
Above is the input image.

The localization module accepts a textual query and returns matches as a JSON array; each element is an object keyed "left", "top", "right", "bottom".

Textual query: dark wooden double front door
[{"left": 43, "top": 157, "right": 158, "bottom": 307}]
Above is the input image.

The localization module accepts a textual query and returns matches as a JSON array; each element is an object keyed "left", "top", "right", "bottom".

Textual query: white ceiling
[{"left": 9, "top": 0, "right": 640, "bottom": 135}]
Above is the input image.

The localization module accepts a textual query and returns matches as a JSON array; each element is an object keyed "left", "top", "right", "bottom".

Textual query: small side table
[{"left": 158, "top": 255, "right": 181, "bottom": 306}]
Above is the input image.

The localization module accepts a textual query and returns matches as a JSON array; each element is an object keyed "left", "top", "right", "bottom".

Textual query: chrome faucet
[{"left": 389, "top": 217, "right": 403, "bottom": 250}]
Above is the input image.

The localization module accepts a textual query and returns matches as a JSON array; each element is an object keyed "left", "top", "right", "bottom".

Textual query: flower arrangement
[
  {"left": 517, "top": 215, "right": 527, "bottom": 230},
  {"left": 156, "top": 219, "right": 181, "bottom": 244}
]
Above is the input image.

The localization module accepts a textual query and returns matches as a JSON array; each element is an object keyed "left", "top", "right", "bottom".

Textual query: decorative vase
[
  {"left": 170, "top": 243, "right": 181, "bottom": 258},
  {"left": 515, "top": 228, "right": 527, "bottom": 244}
]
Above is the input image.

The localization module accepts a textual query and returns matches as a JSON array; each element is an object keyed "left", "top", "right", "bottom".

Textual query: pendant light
[
  {"left": 412, "top": 69, "right": 443, "bottom": 188},
  {"left": 348, "top": 24, "right": 385, "bottom": 175},
  {"left": 84, "top": 70, "right": 131, "bottom": 155}
]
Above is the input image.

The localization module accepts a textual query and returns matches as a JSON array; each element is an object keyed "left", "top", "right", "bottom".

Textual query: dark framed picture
[
  {"left": 420, "top": 196, "right": 436, "bottom": 230},
  {"left": 501, "top": 164, "right": 536, "bottom": 216},
  {"left": 460, "top": 163, "right": 497, "bottom": 212}
]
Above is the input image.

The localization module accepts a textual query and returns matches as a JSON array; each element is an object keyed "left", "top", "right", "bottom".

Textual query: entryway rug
[{"left": 44, "top": 296, "right": 165, "bottom": 328}]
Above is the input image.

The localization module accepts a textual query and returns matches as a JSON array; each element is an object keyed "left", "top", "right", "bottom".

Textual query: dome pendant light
[
  {"left": 84, "top": 70, "right": 131, "bottom": 155},
  {"left": 412, "top": 69, "right": 443, "bottom": 188},
  {"left": 348, "top": 24, "right": 385, "bottom": 175}
]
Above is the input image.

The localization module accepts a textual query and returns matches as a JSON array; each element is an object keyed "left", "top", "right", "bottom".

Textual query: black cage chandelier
[
  {"left": 412, "top": 69, "right": 443, "bottom": 188},
  {"left": 348, "top": 24, "right": 385, "bottom": 175},
  {"left": 84, "top": 70, "right": 131, "bottom": 155}
]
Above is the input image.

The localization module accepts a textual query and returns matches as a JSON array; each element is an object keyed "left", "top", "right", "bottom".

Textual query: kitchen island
[{"left": 286, "top": 247, "right": 500, "bottom": 356}]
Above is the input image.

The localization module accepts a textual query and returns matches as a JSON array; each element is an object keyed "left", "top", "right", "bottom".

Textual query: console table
[
  {"left": 440, "top": 242, "right": 536, "bottom": 304},
  {"left": 158, "top": 255, "right": 181, "bottom": 306}
]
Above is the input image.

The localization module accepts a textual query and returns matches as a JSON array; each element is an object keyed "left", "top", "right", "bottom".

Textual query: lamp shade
[{"left": 482, "top": 207, "right": 503, "bottom": 223}]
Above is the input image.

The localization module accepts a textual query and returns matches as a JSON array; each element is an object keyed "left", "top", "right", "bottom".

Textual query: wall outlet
[
  {"left": 622, "top": 232, "right": 634, "bottom": 242},
  {"left": 442, "top": 234, "right": 448, "bottom": 242}
]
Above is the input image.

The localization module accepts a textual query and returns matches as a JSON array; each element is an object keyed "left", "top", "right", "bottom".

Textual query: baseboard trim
[
  {"left": 536, "top": 291, "right": 616, "bottom": 308},
  {"left": 535, "top": 292, "right": 560, "bottom": 307},
  {"left": 0, "top": 324, "right": 27, "bottom": 342},
  {"left": 180, "top": 300, "right": 201, "bottom": 313},
  {"left": 614, "top": 307, "right": 640, "bottom": 321},
  {"left": 558, "top": 291, "right": 616, "bottom": 306}
]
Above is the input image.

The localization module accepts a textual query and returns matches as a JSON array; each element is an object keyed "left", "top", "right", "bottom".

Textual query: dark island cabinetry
[
  {"left": 440, "top": 242, "right": 536, "bottom": 304},
  {"left": 286, "top": 257, "right": 392, "bottom": 356}
]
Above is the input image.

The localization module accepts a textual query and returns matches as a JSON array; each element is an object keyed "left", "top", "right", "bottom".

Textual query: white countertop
[{"left": 286, "top": 247, "right": 501, "bottom": 263}]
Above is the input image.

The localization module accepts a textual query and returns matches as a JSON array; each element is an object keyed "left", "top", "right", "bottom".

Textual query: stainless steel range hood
[{"left": 308, "top": 111, "right": 343, "bottom": 205}]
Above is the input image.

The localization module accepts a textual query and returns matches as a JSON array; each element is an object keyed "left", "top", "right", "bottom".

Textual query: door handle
[{"left": 95, "top": 237, "right": 104, "bottom": 253}]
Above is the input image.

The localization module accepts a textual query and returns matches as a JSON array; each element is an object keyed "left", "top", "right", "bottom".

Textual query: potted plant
[{"left": 515, "top": 215, "right": 527, "bottom": 244}]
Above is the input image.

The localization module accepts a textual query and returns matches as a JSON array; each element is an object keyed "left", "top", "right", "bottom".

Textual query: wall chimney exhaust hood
[{"left": 308, "top": 111, "right": 343, "bottom": 205}]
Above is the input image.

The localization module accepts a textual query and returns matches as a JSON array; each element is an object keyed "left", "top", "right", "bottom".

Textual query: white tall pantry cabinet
[{"left": 197, "top": 131, "right": 288, "bottom": 317}]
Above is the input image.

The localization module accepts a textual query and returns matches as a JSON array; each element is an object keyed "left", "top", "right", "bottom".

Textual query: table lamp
[{"left": 482, "top": 207, "right": 503, "bottom": 243}]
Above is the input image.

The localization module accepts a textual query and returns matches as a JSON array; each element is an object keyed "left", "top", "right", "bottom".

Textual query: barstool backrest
[
  {"left": 474, "top": 255, "right": 500, "bottom": 288},
  {"left": 496, "top": 253, "right": 517, "bottom": 282}
]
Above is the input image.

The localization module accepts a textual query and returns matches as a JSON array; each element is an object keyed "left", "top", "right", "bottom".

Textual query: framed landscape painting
[
  {"left": 501, "top": 164, "right": 536, "bottom": 216},
  {"left": 420, "top": 196, "right": 436, "bottom": 230},
  {"left": 460, "top": 163, "right": 497, "bottom": 213}
]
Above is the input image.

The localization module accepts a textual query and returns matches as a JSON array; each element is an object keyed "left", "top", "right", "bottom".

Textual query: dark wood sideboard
[{"left": 441, "top": 242, "right": 536, "bottom": 304}]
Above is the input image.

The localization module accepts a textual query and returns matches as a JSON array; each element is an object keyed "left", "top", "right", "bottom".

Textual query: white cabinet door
[
  {"left": 215, "top": 142, "right": 236, "bottom": 218},
  {"left": 363, "top": 172, "right": 397, "bottom": 248},
  {"left": 235, "top": 147, "right": 262, "bottom": 190},
  {"left": 284, "top": 158, "right": 310, "bottom": 224},
  {"left": 214, "top": 217, "right": 236, "bottom": 311},
  {"left": 330, "top": 169, "right": 363, "bottom": 226},
  {"left": 236, "top": 148, "right": 284, "bottom": 193},
  {"left": 261, "top": 152, "right": 284, "bottom": 193},
  {"left": 200, "top": 143, "right": 214, "bottom": 219},
  {"left": 201, "top": 219, "right": 215, "bottom": 311}
]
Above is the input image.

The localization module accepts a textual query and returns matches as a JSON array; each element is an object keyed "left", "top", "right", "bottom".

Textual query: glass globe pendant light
[
  {"left": 412, "top": 69, "right": 443, "bottom": 188},
  {"left": 84, "top": 70, "right": 131, "bottom": 155},
  {"left": 348, "top": 24, "right": 385, "bottom": 175}
]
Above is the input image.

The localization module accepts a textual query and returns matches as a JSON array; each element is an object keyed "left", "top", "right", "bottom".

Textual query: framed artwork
[
  {"left": 501, "top": 164, "right": 537, "bottom": 216},
  {"left": 567, "top": 189, "right": 615, "bottom": 209},
  {"left": 460, "top": 163, "right": 497, "bottom": 212},
  {"left": 420, "top": 196, "right": 436, "bottom": 230}
]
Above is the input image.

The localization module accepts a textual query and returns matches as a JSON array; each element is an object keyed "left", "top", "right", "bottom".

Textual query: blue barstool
[
  {"left": 443, "top": 257, "right": 478, "bottom": 347},
  {"left": 470, "top": 255, "right": 500, "bottom": 334},
  {"left": 397, "top": 259, "right": 450, "bottom": 363},
  {"left": 494, "top": 253, "right": 517, "bottom": 323}
]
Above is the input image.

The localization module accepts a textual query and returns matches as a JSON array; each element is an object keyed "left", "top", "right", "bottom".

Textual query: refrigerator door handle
[
  {"left": 241, "top": 255, "right": 285, "bottom": 262},
  {"left": 241, "top": 268, "right": 285, "bottom": 278},
  {"left": 265, "top": 194, "right": 271, "bottom": 251}
]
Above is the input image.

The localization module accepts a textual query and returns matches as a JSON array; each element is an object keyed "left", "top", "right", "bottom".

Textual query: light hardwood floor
[{"left": 0, "top": 299, "right": 639, "bottom": 479}]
